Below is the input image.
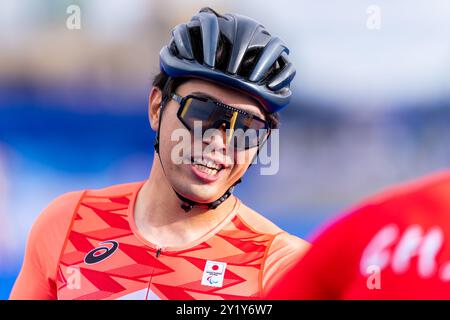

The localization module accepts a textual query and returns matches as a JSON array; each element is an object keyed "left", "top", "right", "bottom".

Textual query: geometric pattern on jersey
[{"left": 57, "top": 192, "right": 273, "bottom": 300}]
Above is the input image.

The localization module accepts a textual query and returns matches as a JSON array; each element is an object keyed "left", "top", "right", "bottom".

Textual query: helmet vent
[
  {"left": 264, "top": 56, "right": 285, "bottom": 83},
  {"left": 237, "top": 47, "right": 263, "bottom": 78},
  {"left": 169, "top": 40, "right": 179, "bottom": 57},
  {"left": 188, "top": 26, "right": 204, "bottom": 64},
  {"left": 214, "top": 32, "right": 232, "bottom": 71}
]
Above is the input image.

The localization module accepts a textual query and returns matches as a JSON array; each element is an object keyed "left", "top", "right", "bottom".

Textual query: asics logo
[{"left": 84, "top": 240, "right": 119, "bottom": 265}]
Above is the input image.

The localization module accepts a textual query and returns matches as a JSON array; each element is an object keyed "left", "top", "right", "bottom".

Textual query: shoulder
[
  {"left": 235, "top": 200, "right": 310, "bottom": 291},
  {"left": 83, "top": 181, "right": 144, "bottom": 198},
  {"left": 32, "top": 190, "right": 85, "bottom": 243},
  {"left": 35, "top": 181, "right": 144, "bottom": 238},
  {"left": 31, "top": 181, "right": 144, "bottom": 266},
  {"left": 33, "top": 181, "right": 143, "bottom": 256},
  {"left": 35, "top": 182, "right": 142, "bottom": 226},
  {"left": 11, "top": 181, "right": 143, "bottom": 299},
  {"left": 236, "top": 200, "right": 309, "bottom": 248},
  {"left": 237, "top": 201, "right": 295, "bottom": 236},
  {"left": 12, "top": 189, "right": 86, "bottom": 299}
]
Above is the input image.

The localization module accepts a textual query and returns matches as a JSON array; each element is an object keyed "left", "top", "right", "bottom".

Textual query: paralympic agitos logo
[{"left": 84, "top": 240, "right": 119, "bottom": 265}]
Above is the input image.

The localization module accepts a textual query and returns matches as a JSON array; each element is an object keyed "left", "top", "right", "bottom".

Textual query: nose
[
  {"left": 209, "top": 109, "right": 238, "bottom": 147},
  {"left": 202, "top": 122, "right": 228, "bottom": 152}
]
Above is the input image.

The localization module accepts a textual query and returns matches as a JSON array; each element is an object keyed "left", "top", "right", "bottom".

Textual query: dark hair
[{"left": 152, "top": 7, "right": 280, "bottom": 129}]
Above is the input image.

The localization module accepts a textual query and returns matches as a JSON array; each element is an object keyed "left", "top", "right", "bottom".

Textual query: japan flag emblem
[{"left": 201, "top": 260, "right": 227, "bottom": 288}]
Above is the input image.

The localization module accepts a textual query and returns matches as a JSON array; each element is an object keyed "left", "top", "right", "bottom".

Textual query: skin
[{"left": 133, "top": 78, "right": 266, "bottom": 248}]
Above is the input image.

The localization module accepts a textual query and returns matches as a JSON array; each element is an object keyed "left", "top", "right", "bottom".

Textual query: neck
[{"left": 133, "top": 156, "right": 237, "bottom": 248}]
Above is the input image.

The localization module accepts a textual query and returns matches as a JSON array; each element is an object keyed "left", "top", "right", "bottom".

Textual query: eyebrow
[{"left": 189, "top": 91, "right": 265, "bottom": 119}]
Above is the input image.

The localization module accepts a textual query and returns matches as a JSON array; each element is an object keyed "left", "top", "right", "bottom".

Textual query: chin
[{"left": 177, "top": 184, "right": 224, "bottom": 204}]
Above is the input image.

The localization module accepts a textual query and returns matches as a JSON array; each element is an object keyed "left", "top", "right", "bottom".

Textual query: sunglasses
[{"left": 171, "top": 93, "right": 271, "bottom": 150}]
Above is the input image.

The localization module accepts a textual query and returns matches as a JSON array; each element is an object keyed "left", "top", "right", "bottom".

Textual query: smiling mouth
[{"left": 191, "top": 157, "right": 224, "bottom": 176}]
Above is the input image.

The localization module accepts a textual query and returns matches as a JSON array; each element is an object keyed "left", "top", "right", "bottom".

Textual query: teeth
[
  {"left": 207, "top": 161, "right": 220, "bottom": 170},
  {"left": 193, "top": 158, "right": 222, "bottom": 170},
  {"left": 194, "top": 164, "right": 218, "bottom": 176}
]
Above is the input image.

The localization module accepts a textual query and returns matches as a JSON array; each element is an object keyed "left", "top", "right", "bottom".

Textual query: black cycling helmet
[
  {"left": 159, "top": 7, "right": 296, "bottom": 113},
  {"left": 155, "top": 7, "right": 296, "bottom": 212}
]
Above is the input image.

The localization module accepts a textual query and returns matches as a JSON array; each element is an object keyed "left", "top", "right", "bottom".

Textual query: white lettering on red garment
[
  {"left": 361, "top": 224, "right": 444, "bottom": 279},
  {"left": 360, "top": 224, "right": 399, "bottom": 274},
  {"left": 391, "top": 225, "right": 423, "bottom": 274},
  {"left": 418, "top": 227, "right": 443, "bottom": 278}
]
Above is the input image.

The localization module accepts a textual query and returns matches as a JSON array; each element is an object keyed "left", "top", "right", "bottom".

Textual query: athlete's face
[{"left": 149, "top": 78, "right": 266, "bottom": 204}]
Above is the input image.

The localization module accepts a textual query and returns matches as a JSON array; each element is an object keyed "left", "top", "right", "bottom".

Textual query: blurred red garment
[{"left": 265, "top": 170, "right": 450, "bottom": 299}]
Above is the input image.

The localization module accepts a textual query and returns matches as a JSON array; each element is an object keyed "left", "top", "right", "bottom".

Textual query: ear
[{"left": 148, "top": 87, "right": 163, "bottom": 132}]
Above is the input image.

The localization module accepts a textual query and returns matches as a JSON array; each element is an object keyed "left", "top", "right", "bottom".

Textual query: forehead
[{"left": 176, "top": 78, "right": 265, "bottom": 117}]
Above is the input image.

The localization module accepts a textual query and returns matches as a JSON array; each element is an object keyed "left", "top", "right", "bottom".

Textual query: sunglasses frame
[{"left": 171, "top": 93, "right": 272, "bottom": 150}]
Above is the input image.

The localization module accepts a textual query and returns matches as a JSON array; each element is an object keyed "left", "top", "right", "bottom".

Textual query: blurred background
[{"left": 1, "top": 0, "right": 450, "bottom": 299}]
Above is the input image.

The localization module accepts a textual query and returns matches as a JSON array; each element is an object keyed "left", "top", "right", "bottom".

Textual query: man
[
  {"left": 11, "top": 7, "right": 309, "bottom": 300},
  {"left": 265, "top": 170, "right": 450, "bottom": 299}
]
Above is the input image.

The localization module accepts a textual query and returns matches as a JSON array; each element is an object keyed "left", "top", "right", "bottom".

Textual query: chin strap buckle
[
  {"left": 178, "top": 178, "right": 242, "bottom": 212},
  {"left": 181, "top": 202, "right": 194, "bottom": 212}
]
